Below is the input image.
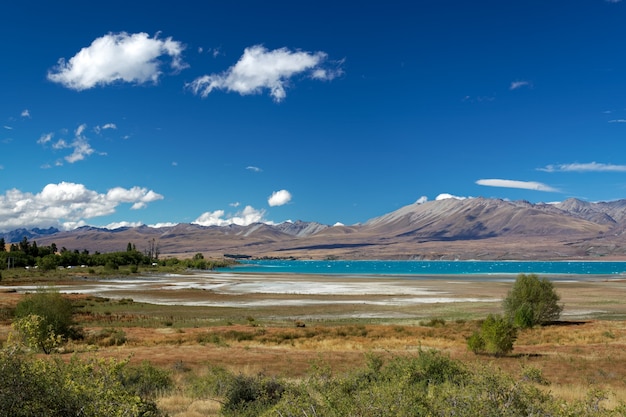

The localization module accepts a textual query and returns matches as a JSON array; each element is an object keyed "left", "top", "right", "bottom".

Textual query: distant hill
[
  {"left": 10, "top": 198, "right": 626, "bottom": 260},
  {"left": 2, "top": 227, "right": 60, "bottom": 244}
]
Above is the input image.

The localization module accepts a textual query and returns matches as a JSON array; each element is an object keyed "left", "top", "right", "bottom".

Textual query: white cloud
[
  {"left": 415, "top": 196, "right": 428, "bottom": 204},
  {"left": 148, "top": 222, "right": 179, "bottom": 228},
  {"left": 538, "top": 162, "right": 626, "bottom": 173},
  {"left": 608, "top": 119, "right": 626, "bottom": 123},
  {"left": 48, "top": 32, "right": 186, "bottom": 90},
  {"left": 476, "top": 179, "right": 559, "bottom": 192},
  {"left": 65, "top": 138, "right": 94, "bottom": 163},
  {"left": 105, "top": 221, "right": 145, "bottom": 230},
  {"left": 94, "top": 123, "right": 117, "bottom": 134},
  {"left": 0, "top": 182, "right": 163, "bottom": 232},
  {"left": 21, "top": 109, "right": 31, "bottom": 118},
  {"left": 435, "top": 193, "right": 468, "bottom": 201},
  {"left": 37, "top": 132, "right": 53, "bottom": 145},
  {"left": 3, "top": 125, "right": 13, "bottom": 130},
  {"left": 187, "top": 45, "right": 342, "bottom": 102},
  {"left": 193, "top": 205, "right": 266, "bottom": 227},
  {"left": 39, "top": 124, "right": 101, "bottom": 164},
  {"left": 510, "top": 80, "right": 531, "bottom": 90},
  {"left": 268, "top": 189, "right": 292, "bottom": 206},
  {"left": 106, "top": 186, "right": 163, "bottom": 209},
  {"left": 246, "top": 166, "right": 262, "bottom": 172}
]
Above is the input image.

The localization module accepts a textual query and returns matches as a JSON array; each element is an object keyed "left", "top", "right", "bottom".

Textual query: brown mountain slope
[
  {"left": 29, "top": 197, "right": 626, "bottom": 260},
  {"left": 363, "top": 197, "right": 607, "bottom": 239}
]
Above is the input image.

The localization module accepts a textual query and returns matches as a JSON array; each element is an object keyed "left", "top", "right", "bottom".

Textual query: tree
[
  {"left": 19, "top": 236, "right": 30, "bottom": 254},
  {"left": 503, "top": 273, "right": 563, "bottom": 328},
  {"left": 38, "top": 254, "right": 59, "bottom": 272},
  {"left": 467, "top": 314, "right": 517, "bottom": 356}
]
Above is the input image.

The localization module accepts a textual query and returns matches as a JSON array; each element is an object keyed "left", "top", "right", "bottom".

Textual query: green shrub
[
  {"left": 87, "top": 328, "right": 127, "bottom": 347},
  {"left": 466, "top": 330, "right": 485, "bottom": 354},
  {"left": 186, "top": 365, "right": 233, "bottom": 399},
  {"left": 467, "top": 314, "right": 517, "bottom": 357},
  {"left": 13, "top": 288, "right": 75, "bottom": 353},
  {"left": 264, "top": 351, "right": 626, "bottom": 417},
  {"left": 0, "top": 349, "right": 162, "bottom": 417},
  {"left": 120, "top": 360, "right": 173, "bottom": 399},
  {"left": 221, "top": 373, "right": 285, "bottom": 417},
  {"left": 503, "top": 273, "right": 563, "bottom": 328},
  {"left": 420, "top": 317, "right": 446, "bottom": 327}
]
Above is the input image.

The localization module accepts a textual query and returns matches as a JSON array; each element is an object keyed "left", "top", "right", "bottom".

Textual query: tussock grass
[{"left": 157, "top": 395, "right": 221, "bottom": 417}]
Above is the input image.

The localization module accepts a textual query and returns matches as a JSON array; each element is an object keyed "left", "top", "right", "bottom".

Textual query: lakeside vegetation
[
  {"left": 0, "top": 239, "right": 625, "bottom": 416},
  {"left": 0, "top": 237, "right": 236, "bottom": 279}
]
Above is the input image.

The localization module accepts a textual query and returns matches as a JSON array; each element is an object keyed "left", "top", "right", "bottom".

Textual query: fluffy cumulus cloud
[
  {"left": 187, "top": 45, "right": 342, "bottom": 102},
  {"left": 193, "top": 205, "right": 266, "bottom": 227},
  {"left": 476, "top": 179, "right": 559, "bottom": 192},
  {"left": 47, "top": 32, "right": 186, "bottom": 90},
  {"left": 0, "top": 182, "right": 163, "bottom": 232},
  {"left": 538, "top": 162, "right": 626, "bottom": 173},
  {"left": 268, "top": 189, "right": 292, "bottom": 206}
]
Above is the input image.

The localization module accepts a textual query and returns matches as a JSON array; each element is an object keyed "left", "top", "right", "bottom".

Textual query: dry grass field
[{"left": 1, "top": 272, "right": 625, "bottom": 416}]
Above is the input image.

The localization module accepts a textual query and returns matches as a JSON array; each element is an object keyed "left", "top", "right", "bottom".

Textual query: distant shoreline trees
[{"left": 0, "top": 237, "right": 232, "bottom": 272}]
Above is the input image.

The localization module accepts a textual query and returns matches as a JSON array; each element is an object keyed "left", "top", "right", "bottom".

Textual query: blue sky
[{"left": 2, "top": 0, "right": 626, "bottom": 233}]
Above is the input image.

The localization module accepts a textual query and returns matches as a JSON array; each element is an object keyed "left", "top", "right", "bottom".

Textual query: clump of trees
[
  {"left": 468, "top": 273, "right": 563, "bottom": 356},
  {"left": 0, "top": 237, "right": 234, "bottom": 273}
]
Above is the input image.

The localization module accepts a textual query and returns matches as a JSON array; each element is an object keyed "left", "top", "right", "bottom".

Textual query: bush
[
  {"left": 86, "top": 328, "right": 127, "bottom": 347},
  {"left": 120, "top": 360, "right": 173, "bottom": 399},
  {"left": 10, "top": 315, "right": 63, "bottom": 354},
  {"left": 264, "top": 351, "right": 626, "bottom": 417},
  {"left": 466, "top": 330, "right": 485, "bottom": 354},
  {"left": 13, "top": 288, "right": 75, "bottom": 352},
  {"left": 467, "top": 314, "right": 517, "bottom": 357},
  {"left": 503, "top": 273, "right": 563, "bottom": 328},
  {"left": 0, "top": 349, "right": 161, "bottom": 417},
  {"left": 199, "top": 372, "right": 285, "bottom": 417}
]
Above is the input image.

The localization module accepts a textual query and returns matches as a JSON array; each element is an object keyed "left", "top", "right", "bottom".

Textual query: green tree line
[{"left": 0, "top": 237, "right": 229, "bottom": 272}]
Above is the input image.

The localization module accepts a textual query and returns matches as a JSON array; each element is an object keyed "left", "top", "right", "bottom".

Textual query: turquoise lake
[{"left": 232, "top": 259, "right": 626, "bottom": 279}]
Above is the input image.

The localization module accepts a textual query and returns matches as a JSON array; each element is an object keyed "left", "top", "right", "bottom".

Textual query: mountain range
[{"left": 5, "top": 197, "right": 626, "bottom": 260}]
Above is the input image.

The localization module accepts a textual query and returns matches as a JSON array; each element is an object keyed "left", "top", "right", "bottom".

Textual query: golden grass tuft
[{"left": 157, "top": 395, "right": 221, "bottom": 417}]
